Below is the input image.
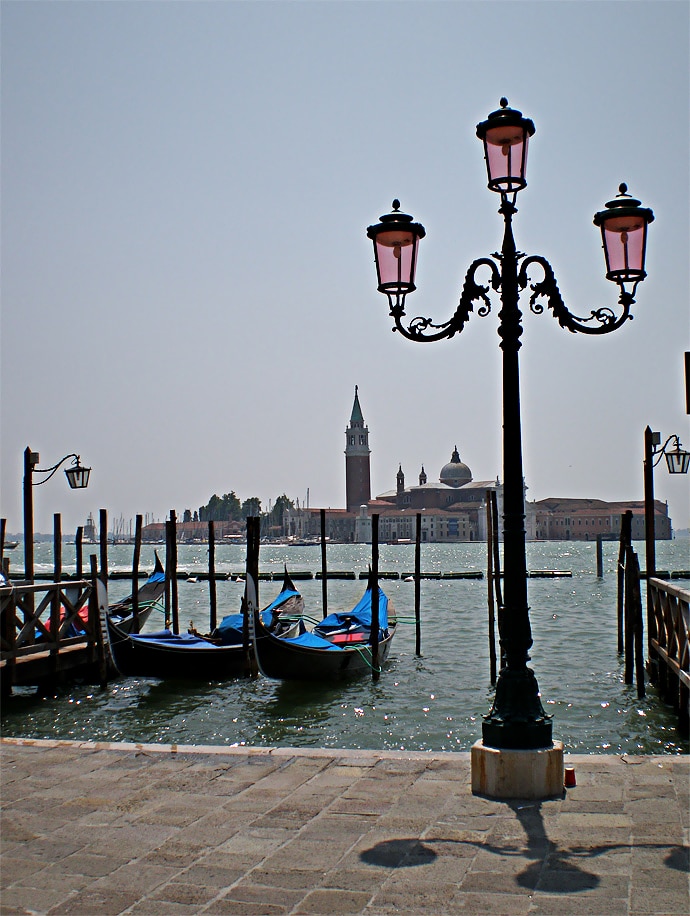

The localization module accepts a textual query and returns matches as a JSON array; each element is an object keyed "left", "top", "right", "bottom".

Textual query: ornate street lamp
[
  {"left": 367, "top": 99, "right": 654, "bottom": 755},
  {"left": 23, "top": 447, "right": 91, "bottom": 581}
]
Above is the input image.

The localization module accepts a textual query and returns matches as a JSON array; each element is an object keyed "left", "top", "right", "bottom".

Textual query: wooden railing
[
  {"left": 1, "top": 577, "right": 103, "bottom": 690},
  {"left": 648, "top": 577, "right": 689, "bottom": 733}
]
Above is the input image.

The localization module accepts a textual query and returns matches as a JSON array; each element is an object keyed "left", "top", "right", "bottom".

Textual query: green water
[{"left": 2, "top": 539, "right": 688, "bottom": 754}]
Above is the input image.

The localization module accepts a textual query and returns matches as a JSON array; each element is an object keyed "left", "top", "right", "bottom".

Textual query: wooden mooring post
[
  {"left": 415, "top": 512, "right": 421, "bottom": 657},
  {"left": 99, "top": 509, "right": 108, "bottom": 586},
  {"left": 168, "top": 510, "right": 179, "bottom": 634},
  {"left": 244, "top": 516, "right": 260, "bottom": 678},
  {"left": 208, "top": 521, "right": 217, "bottom": 633},
  {"left": 131, "top": 515, "right": 142, "bottom": 634},
  {"left": 371, "top": 513, "right": 380, "bottom": 681},
  {"left": 320, "top": 508, "right": 328, "bottom": 619},
  {"left": 75, "top": 526, "right": 83, "bottom": 580},
  {"left": 486, "top": 495, "right": 497, "bottom": 685},
  {"left": 617, "top": 511, "right": 632, "bottom": 655},
  {"left": 490, "top": 490, "right": 505, "bottom": 668}
]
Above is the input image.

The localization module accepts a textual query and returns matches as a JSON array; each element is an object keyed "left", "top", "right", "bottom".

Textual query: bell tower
[{"left": 345, "top": 386, "right": 371, "bottom": 512}]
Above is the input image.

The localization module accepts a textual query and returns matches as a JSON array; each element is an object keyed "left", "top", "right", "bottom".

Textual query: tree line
[{"left": 184, "top": 492, "right": 296, "bottom": 529}]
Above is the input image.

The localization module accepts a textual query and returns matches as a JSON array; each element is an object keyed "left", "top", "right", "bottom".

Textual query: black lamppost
[
  {"left": 366, "top": 99, "right": 654, "bottom": 751},
  {"left": 23, "top": 446, "right": 91, "bottom": 581}
]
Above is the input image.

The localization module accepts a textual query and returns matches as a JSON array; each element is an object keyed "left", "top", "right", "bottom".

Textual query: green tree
[
  {"left": 271, "top": 494, "right": 295, "bottom": 529},
  {"left": 199, "top": 491, "right": 241, "bottom": 522},
  {"left": 241, "top": 497, "right": 262, "bottom": 518}
]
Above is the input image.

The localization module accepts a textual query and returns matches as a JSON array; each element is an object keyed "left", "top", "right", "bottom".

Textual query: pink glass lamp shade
[
  {"left": 367, "top": 200, "right": 426, "bottom": 302},
  {"left": 476, "top": 98, "right": 535, "bottom": 194},
  {"left": 594, "top": 184, "right": 654, "bottom": 284}
]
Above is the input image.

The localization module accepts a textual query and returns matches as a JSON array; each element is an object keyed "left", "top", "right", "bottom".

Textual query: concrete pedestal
[{"left": 471, "top": 740, "right": 564, "bottom": 799}]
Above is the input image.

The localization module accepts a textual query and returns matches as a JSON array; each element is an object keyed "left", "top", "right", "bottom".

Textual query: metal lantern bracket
[
  {"left": 651, "top": 434, "right": 690, "bottom": 474},
  {"left": 31, "top": 453, "right": 91, "bottom": 489}
]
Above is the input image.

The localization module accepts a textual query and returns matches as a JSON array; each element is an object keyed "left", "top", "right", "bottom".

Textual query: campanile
[{"left": 345, "top": 386, "right": 371, "bottom": 512}]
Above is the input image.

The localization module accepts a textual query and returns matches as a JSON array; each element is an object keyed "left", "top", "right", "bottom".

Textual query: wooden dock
[
  {"left": 647, "top": 577, "right": 689, "bottom": 734},
  {"left": 1, "top": 575, "right": 108, "bottom": 692}
]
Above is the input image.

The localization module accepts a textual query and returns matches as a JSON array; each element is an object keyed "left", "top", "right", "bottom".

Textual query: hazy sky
[{"left": 2, "top": 1, "right": 688, "bottom": 535}]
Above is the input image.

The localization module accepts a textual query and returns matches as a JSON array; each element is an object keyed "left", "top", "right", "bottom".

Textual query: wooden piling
[
  {"left": 371, "top": 513, "right": 380, "bottom": 681},
  {"left": 415, "top": 512, "right": 421, "bottom": 657},
  {"left": 0, "top": 518, "right": 5, "bottom": 559},
  {"left": 90, "top": 553, "right": 108, "bottom": 690},
  {"left": 208, "top": 521, "right": 217, "bottom": 632},
  {"left": 490, "top": 490, "right": 505, "bottom": 667},
  {"left": 169, "top": 510, "right": 179, "bottom": 635},
  {"left": 596, "top": 534, "right": 604, "bottom": 578},
  {"left": 75, "top": 526, "right": 83, "bottom": 580},
  {"left": 164, "top": 520, "right": 172, "bottom": 628},
  {"left": 53, "top": 514, "right": 62, "bottom": 583},
  {"left": 486, "top": 495, "right": 497, "bottom": 685},
  {"left": 617, "top": 511, "right": 632, "bottom": 654},
  {"left": 99, "top": 509, "right": 108, "bottom": 586},
  {"left": 320, "top": 509, "right": 328, "bottom": 619},
  {"left": 244, "top": 517, "right": 260, "bottom": 677},
  {"left": 132, "top": 515, "right": 142, "bottom": 634},
  {"left": 631, "top": 551, "right": 646, "bottom": 699}
]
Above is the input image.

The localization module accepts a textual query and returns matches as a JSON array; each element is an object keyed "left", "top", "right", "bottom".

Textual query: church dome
[{"left": 439, "top": 446, "right": 472, "bottom": 487}]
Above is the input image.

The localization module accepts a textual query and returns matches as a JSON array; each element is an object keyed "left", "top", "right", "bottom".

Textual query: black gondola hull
[{"left": 254, "top": 620, "right": 397, "bottom": 682}]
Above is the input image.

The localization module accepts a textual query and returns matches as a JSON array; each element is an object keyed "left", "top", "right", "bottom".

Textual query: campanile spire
[{"left": 345, "top": 386, "right": 371, "bottom": 512}]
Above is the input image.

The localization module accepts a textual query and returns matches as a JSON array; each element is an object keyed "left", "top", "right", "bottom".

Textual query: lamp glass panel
[
  {"left": 665, "top": 450, "right": 690, "bottom": 474},
  {"left": 375, "top": 230, "right": 418, "bottom": 290},
  {"left": 602, "top": 222, "right": 646, "bottom": 278},
  {"left": 65, "top": 466, "right": 90, "bottom": 489},
  {"left": 484, "top": 127, "right": 528, "bottom": 190}
]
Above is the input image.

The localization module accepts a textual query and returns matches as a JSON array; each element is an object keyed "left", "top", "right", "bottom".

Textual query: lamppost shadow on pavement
[{"left": 359, "top": 799, "right": 689, "bottom": 892}]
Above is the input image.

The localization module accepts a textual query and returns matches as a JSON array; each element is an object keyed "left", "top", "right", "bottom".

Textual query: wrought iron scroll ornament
[
  {"left": 32, "top": 454, "right": 85, "bottom": 486},
  {"left": 390, "top": 250, "right": 637, "bottom": 343},
  {"left": 390, "top": 257, "right": 501, "bottom": 343},
  {"left": 518, "top": 255, "right": 636, "bottom": 335}
]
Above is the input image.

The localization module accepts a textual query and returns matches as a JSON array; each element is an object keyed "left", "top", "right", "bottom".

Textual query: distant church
[
  {"left": 287, "top": 387, "right": 503, "bottom": 543},
  {"left": 281, "top": 387, "right": 672, "bottom": 543}
]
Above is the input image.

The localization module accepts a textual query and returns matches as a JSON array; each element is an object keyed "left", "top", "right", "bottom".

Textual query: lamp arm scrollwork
[
  {"left": 518, "top": 255, "right": 634, "bottom": 335},
  {"left": 652, "top": 435, "right": 683, "bottom": 468},
  {"left": 392, "top": 257, "right": 501, "bottom": 343},
  {"left": 32, "top": 454, "right": 81, "bottom": 486}
]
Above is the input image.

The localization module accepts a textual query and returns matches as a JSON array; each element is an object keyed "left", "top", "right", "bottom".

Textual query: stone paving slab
[{"left": 0, "top": 738, "right": 688, "bottom": 915}]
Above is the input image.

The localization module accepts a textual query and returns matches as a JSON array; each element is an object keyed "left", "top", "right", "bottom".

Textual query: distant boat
[{"left": 3, "top": 541, "right": 18, "bottom": 550}]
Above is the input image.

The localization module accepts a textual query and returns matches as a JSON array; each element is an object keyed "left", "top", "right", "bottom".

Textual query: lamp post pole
[
  {"left": 23, "top": 447, "right": 37, "bottom": 581},
  {"left": 643, "top": 427, "right": 690, "bottom": 670},
  {"left": 367, "top": 99, "right": 654, "bottom": 754},
  {"left": 22, "top": 446, "right": 92, "bottom": 581}
]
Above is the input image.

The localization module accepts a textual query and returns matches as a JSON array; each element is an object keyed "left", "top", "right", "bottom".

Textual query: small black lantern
[
  {"left": 664, "top": 440, "right": 690, "bottom": 475},
  {"left": 594, "top": 184, "right": 654, "bottom": 287},
  {"left": 366, "top": 200, "right": 426, "bottom": 311},
  {"left": 64, "top": 456, "right": 91, "bottom": 490},
  {"left": 476, "top": 98, "right": 535, "bottom": 195}
]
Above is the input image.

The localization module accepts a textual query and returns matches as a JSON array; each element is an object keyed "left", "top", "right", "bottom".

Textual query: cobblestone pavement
[{"left": 1, "top": 738, "right": 688, "bottom": 915}]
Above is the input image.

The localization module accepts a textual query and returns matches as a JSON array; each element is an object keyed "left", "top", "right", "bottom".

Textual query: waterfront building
[{"left": 281, "top": 389, "right": 673, "bottom": 543}]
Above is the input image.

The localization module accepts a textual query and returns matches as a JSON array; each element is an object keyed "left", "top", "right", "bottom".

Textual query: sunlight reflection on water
[{"left": 3, "top": 539, "right": 688, "bottom": 754}]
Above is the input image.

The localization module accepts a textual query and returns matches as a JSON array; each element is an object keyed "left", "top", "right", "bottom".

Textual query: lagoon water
[{"left": 2, "top": 539, "right": 688, "bottom": 755}]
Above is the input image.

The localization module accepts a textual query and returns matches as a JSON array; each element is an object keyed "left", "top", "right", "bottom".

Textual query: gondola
[
  {"left": 252, "top": 571, "right": 396, "bottom": 682},
  {"left": 107, "top": 551, "right": 166, "bottom": 634},
  {"left": 108, "top": 568, "right": 304, "bottom": 680}
]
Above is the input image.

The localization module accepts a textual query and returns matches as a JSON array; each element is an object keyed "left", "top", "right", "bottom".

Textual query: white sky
[{"left": 2, "top": 1, "right": 688, "bottom": 535}]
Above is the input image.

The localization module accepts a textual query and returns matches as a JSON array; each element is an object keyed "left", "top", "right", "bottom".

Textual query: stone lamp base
[{"left": 471, "top": 740, "right": 564, "bottom": 799}]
